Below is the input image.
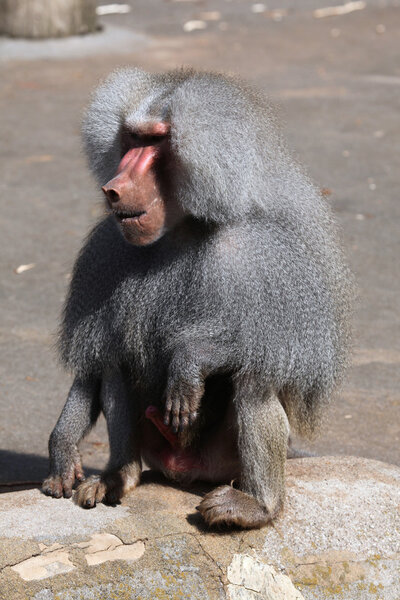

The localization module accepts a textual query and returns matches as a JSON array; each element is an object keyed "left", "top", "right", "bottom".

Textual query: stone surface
[
  {"left": 0, "top": 457, "right": 399, "bottom": 599},
  {"left": 0, "top": 2, "right": 398, "bottom": 597}
]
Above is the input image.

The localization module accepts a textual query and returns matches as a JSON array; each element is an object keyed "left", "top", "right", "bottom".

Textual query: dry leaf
[
  {"left": 25, "top": 155, "right": 53, "bottom": 164},
  {"left": 198, "top": 11, "right": 221, "bottom": 21},
  {"left": 96, "top": 4, "right": 131, "bottom": 15},
  {"left": 183, "top": 20, "right": 207, "bottom": 32},
  {"left": 15, "top": 263, "right": 35, "bottom": 274},
  {"left": 313, "top": 1, "right": 366, "bottom": 18},
  {"left": 251, "top": 3, "right": 266, "bottom": 13},
  {"left": 269, "top": 9, "right": 287, "bottom": 21}
]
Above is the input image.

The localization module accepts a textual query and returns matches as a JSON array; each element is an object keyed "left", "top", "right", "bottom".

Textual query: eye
[
  {"left": 126, "top": 130, "right": 141, "bottom": 147},
  {"left": 122, "top": 128, "right": 166, "bottom": 149},
  {"left": 141, "top": 135, "right": 164, "bottom": 147}
]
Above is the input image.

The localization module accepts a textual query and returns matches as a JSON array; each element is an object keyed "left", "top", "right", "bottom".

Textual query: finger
[
  {"left": 189, "top": 410, "right": 198, "bottom": 426},
  {"left": 75, "top": 463, "right": 85, "bottom": 482},
  {"left": 178, "top": 394, "right": 190, "bottom": 431},
  {"left": 63, "top": 487, "right": 73, "bottom": 499},
  {"left": 171, "top": 402, "right": 180, "bottom": 433},
  {"left": 164, "top": 393, "right": 173, "bottom": 425},
  {"left": 42, "top": 476, "right": 63, "bottom": 498},
  {"left": 179, "top": 410, "right": 189, "bottom": 432}
]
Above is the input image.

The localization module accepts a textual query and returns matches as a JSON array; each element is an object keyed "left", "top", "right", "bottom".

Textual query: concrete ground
[{"left": 0, "top": 0, "right": 399, "bottom": 485}]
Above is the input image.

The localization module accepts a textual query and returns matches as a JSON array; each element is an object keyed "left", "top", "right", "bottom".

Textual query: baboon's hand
[
  {"left": 164, "top": 377, "right": 203, "bottom": 433},
  {"left": 42, "top": 451, "right": 85, "bottom": 499}
]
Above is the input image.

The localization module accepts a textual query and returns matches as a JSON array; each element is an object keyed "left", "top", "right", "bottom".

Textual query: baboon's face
[{"left": 102, "top": 122, "right": 183, "bottom": 246}]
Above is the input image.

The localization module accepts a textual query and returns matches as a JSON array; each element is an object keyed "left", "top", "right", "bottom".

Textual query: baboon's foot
[
  {"left": 197, "top": 485, "right": 274, "bottom": 529},
  {"left": 75, "top": 468, "right": 140, "bottom": 508}
]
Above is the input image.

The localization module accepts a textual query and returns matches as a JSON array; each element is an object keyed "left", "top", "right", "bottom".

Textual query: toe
[{"left": 42, "top": 476, "right": 63, "bottom": 498}]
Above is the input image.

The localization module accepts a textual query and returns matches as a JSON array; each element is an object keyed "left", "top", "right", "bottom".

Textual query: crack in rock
[
  {"left": 75, "top": 533, "right": 145, "bottom": 566},
  {"left": 10, "top": 533, "right": 145, "bottom": 580}
]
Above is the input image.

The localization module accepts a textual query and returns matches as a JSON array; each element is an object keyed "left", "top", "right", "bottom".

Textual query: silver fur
[{"left": 64, "top": 68, "right": 353, "bottom": 436}]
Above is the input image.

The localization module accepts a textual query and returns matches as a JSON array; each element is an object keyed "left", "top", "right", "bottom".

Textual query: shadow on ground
[{"left": 0, "top": 450, "right": 101, "bottom": 493}]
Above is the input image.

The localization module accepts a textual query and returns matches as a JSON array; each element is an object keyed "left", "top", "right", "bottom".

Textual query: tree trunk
[{"left": 0, "top": 0, "right": 97, "bottom": 38}]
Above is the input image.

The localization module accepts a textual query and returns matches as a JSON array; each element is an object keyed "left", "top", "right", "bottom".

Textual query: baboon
[{"left": 42, "top": 68, "right": 352, "bottom": 529}]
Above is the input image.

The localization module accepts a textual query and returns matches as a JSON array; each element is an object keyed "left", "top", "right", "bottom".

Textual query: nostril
[
  {"left": 108, "top": 189, "right": 120, "bottom": 203},
  {"left": 102, "top": 186, "right": 120, "bottom": 204}
]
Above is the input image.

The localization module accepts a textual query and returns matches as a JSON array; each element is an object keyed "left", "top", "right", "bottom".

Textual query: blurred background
[{"left": 0, "top": 0, "right": 399, "bottom": 487}]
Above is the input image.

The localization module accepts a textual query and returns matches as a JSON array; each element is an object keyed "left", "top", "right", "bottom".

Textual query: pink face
[{"left": 102, "top": 123, "right": 183, "bottom": 246}]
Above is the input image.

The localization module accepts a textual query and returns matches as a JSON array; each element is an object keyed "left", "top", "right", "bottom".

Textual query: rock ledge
[{"left": 0, "top": 456, "right": 399, "bottom": 600}]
